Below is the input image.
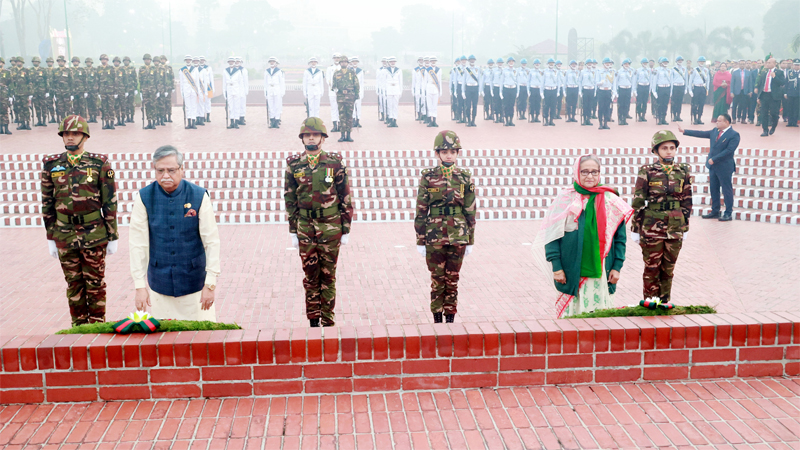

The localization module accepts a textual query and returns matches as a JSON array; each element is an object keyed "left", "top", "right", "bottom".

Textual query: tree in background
[
  {"left": 710, "top": 26, "right": 755, "bottom": 60},
  {"left": 371, "top": 27, "right": 403, "bottom": 60},
  {"left": 9, "top": 0, "right": 27, "bottom": 57},
  {"left": 762, "top": 0, "right": 800, "bottom": 57},
  {"left": 224, "top": 0, "right": 291, "bottom": 56}
]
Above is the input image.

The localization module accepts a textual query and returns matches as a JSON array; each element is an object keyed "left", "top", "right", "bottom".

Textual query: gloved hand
[
  {"left": 462, "top": 93, "right": 466, "bottom": 99},
  {"left": 156, "top": 92, "right": 160, "bottom": 98},
  {"left": 45, "top": 93, "right": 50, "bottom": 98},
  {"left": 689, "top": 91, "right": 693, "bottom": 97},
  {"left": 479, "top": 91, "right": 483, "bottom": 97},
  {"left": 135, "top": 90, "right": 139, "bottom": 95},
  {"left": 113, "top": 94, "right": 118, "bottom": 98},
  {"left": 465, "top": 245, "right": 473, "bottom": 257},
  {"left": 97, "top": 94, "right": 101, "bottom": 99},
  {"left": 499, "top": 93, "right": 504, "bottom": 100},
  {"left": 682, "top": 231, "right": 689, "bottom": 240},
  {"left": 28, "top": 95, "right": 33, "bottom": 100},
  {"left": 125, "top": 92, "right": 129, "bottom": 97},
  {"left": 48, "top": 240, "right": 58, "bottom": 259},
  {"left": 107, "top": 240, "right": 118, "bottom": 255},
  {"left": 8, "top": 97, "right": 12, "bottom": 104},
  {"left": 416, "top": 245, "right": 426, "bottom": 257},
  {"left": 84, "top": 93, "right": 88, "bottom": 98},
  {"left": 164, "top": 92, "right": 169, "bottom": 97},
  {"left": 289, "top": 233, "right": 299, "bottom": 249},
  {"left": 631, "top": 232, "right": 640, "bottom": 244},
  {"left": 70, "top": 96, "right": 74, "bottom": 101},
  {"left": 653, "top": 92, "right": 658, "bottom": 99},
  {"left": 340, "top": 234, "right": 350, "bottom": 246}
]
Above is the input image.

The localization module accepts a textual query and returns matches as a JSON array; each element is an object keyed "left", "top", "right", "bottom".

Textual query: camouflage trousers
[
  {"left": 115, "top": 92, "right": 126, "bottom": 118},
  {"left": 72, "top": 96, "right": 87, "bottom": 118},
  {"left": 32, "top": 93, "right": 48, "bottom": 122},
  {"left": 13, "top": 96, "right": 31, "bottom": 121},
  {"left": 426, "top": 244, "right": 466, "bottom": 314},
  {"left": 337, "top": 95, "right": 355, "bottom": 133},
  {"left": 46, "top": 94, "right": 55, "bottom": 118},
  {"left": 639, "top": 237, "right": 683, "bottom": 303},
  {"left": 87, "top": 93, "right": 100, "bottom": 118},
  {"left": 0, "top": 86, "right": 8, "bottom": 125},
  {"left": 142, "top": 88, "right": 157, "bottom": 120},
  {"left": 100, "top": 93, "right": 115, "bottom": 120},
  {"left": 54, "top": 92, "right": 72, "bottom": 120},
  {"left": 298, "top": 217, "right": 343, "bottom": 326},
  {"left": 57, "top": 244, "right": 108, "bottom": 326},
  {"left": 127, "top": 91, "right": 136, "bottom": 116}
]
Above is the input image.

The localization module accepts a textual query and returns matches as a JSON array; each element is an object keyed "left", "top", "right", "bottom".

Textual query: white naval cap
[
  {"left": 184, "top": 54, "right": 192, "bottom": 60},
  {"left": 381, "top": 57, "right": 387, "bottom": 61},
  {"left": 388, "top": 56, "right": 397, "bottom": 62},
  {"left": 423, "top": 56, "right": 430, "bottom": 61},
  {"left": 191, "top": 56, "right": 200, "bottom": 61},
  {"left": 308, "top": 57, "right": 318, "bottom": 63},
  {"left": 333, "top": 53, "right": 341, "bottom": 58},
  {"left": 268, "top": 56, "right": 278, "bottom": 62},
  {"left": 429, "top": 55, "right": 438, "bottom": 61},
  {"left": 227, "top": 56, "right": 235, "bottom": 62},
  {"left": 350, "top": 56, "right": 360, "bottom": 62},
  {"left": 235, "top": 57, "right": 242, "bottom": 61},
  {"left": 198, "top": 55, "right": 206, "bottom": 60}
]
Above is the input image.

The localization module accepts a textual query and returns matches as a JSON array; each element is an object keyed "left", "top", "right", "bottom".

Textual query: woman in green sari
[{"left": 712, "top": 63, "right": 732, "bottom": 122}]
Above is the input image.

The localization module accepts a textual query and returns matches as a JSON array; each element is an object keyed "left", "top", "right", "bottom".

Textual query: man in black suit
[
  {"left": 678, "top": 113, "right": 740, "bottom": 221},
  {"left": 755, "top": 58, "right": 786, "bottom": 136},
  {"left": 730, "top": 60, "right": 753, "bottom": 124}
]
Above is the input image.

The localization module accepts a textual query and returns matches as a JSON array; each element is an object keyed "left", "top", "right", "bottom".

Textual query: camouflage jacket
[
  {"left": 11, "top": 67, "right": 30, "bottom": 96},
  {"left": 415, "top": 166, "right": 476, "bottom": 246},
  {"left": 51, "top": 66, "right": 72, "bottom": 94},
  {"left": 284, "top": 151, "right": 354, "bottom": 235},
  {"left": 71, "top": 66, "right": 87, "bottom": 93},
  {"left": 96, "top": 65, "right": 117, "bottom": 94},
  {"left": 123, "top": 65, "right": 138, "bottom": 91},
  {"left": 139, "top": 64, "right": 157, "bottom": 90},
  {"left": 0, "top": 69, "right": 12, "bottom": 91},
  {"left": 45, "top": 67, "right": 56, "bottom": 95},
  {"left": 29, "top": 66, "right": 48, "bottom": 94},
  {"left": 331, "top": 68, "right": 360, "bottom": 100},
  {"left": 155, "top": 65, "right": 166, "bottom": 91},
  {"left": 163, "top": 66, "right": 175, "bottom": 92},
  {"left": 631, "top": 161, "right": 692, "bottom": 239},
  {"left": 85, "top": 67, "right": 99, "bottom": 94},
  {"left": 113, "top": 65, "right": 126, "bottom": 94},
  {"left": 41, "top": 151, "right": 119, "bottom": 249}
]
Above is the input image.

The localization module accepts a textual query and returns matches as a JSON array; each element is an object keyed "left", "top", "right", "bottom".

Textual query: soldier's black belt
[
  {"left": 299, "top": 205, "right": 339, "bottom": 219},
  {"left": 647, "top": 201, "right": 681, "bottom": 211},
  {"left": 57, "top": 210, "right": 102, "bottom": 224},
  {"left": 430, "top": 206, "right": 463, "bottom": 216}
]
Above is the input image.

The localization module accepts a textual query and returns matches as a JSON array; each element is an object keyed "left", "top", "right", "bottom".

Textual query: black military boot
[
  {"left": 240, "top": 117, "right": 246, "bottom": 126},
  {"left": 332, "top": 121, "right": 339, "bottom": 132},
  {"left": 309, "top": 318, "right": 320, "bottom": 328},
  {"left": 205, "top": 113, "right": 209, "bottom": 122},
  {"left": 445, "top": 314, "right": 455, "bottom": 323},
  {"left": 226, "top": 119, "right": 234, "bottom": 129},
  {"left": 433, "top": 312, "right": 443, "bottom": 323},
  {"left": 108, "top": 120, "right": 115, "bottom": 130},
  {"left": 49, "top": 116, "right": 56, "bottom": 123},
  {"left": 118, "top": 117, "right": 126, "bottom": 126},
  {"left": 338, "top": 132, "right": 346, "bottom": 142},
  {"left": 1, "top": 124, "right": 10, "bottom": 134},
  {"left": 345, "top": 131, "right": 354, "bottom": 142}
]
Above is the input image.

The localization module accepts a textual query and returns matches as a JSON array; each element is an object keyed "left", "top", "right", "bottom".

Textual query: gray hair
[
  {"left": 578, "top": 154, "right": 601, "bottom": 168},
  {"left": 153, "top": 145, "right": 184, "bottom": 166}
]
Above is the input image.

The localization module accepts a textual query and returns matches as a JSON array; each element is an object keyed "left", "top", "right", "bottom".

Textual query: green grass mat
[
  {"left": 56, "top": 320, "right": 242, "bottom": 334},
  {"left": 563, "top": 305, "right": 716, "bottom": 319}
]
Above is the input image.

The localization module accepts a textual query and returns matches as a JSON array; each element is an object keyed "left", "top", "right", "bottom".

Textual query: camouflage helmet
[
  {"left": 112, "top": 56, "right": 121, "bottom": 63},
  {"left": 0, "top": 57, "right": 4, "bottom": 64},
  {"left": 433, "top": 130, "right": 462, "bottom": 152},
  {"left": 651, "top": 130, "right": 679, "bottom": 153},
  {"left": 123, "top": 56, "right": 131, "bottom": 62},
  {"left": 85, "top": 57, "right": 93, "bottom": 63},
  {"left": 46, "top": 57, "right": 54, "bottom": 63},
  {"left": 143, "top": 53, "right": 152, "bottom": 60},
  {"left": 298, "top": 117, "right": 328, "bottom": 139},
  {"left": 32, "top": 56, "right": 41, "bottom": 63},
  {"left": 71, "top": 56, "right": 80, "bottom": 62},
  {"left": 57, "top": 55, "right": 66, "bottom": 62},
  {"left": 160, "top": 55, "right": 167, "bottom": 60},
  {"left": 58, "top": 115, "right": 91, "bottom": 138},
  {"left": 338, "top": 55, "right": 349, "bottom": 63},
  {"left": 99, "top": 53, "right": 108, "bottom": 60}
]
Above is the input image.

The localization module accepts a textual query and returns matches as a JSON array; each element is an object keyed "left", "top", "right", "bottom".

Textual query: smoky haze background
[{"left": 1, "top": 0, "right": 798, "bottom": 68}]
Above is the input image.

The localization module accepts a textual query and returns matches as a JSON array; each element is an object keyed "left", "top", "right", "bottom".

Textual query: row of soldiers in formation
[
  {"left": 0, "top": 54, "right": 181, "bottom": 134},
  {"left": 405, "top": 55, "right": 715, "bottom": 130},
  {"left": 301, "top": 54, "right": 365, "bottom": 134},
  {"left": 178, "top": 55, "right": 219, "bottom": 130}
]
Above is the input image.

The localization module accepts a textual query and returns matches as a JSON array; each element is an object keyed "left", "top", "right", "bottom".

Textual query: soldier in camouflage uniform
[
  {"left": 30, "top": 56, "right": 49, "bottom": 127},
  {"left": 153, "top": 57, "right": 166, "bottom": 126},
  {"left": 111, "top": 57, "right": 127, "bottom": 126},
  {"left": 70, "top": 56, "right": 88, "bottom": 118},
  {"left": 630, "top": 130, "right": 692, "bottom": 304},
  {"left": 44, "top": 57, "right": 57, "bottom": 123},
  {"left": 52, "top": 56, "right": 73, "bottom": 122},
  {"left": 160, "top": 55, "right": 174, "bottom": 123},
  {"left": 331, "top": 55, "right": 359, "bottom": 142},
  {"left": 415, "top": 130, "right": 476, "bottom": 323},
  {"left": 122, "top": 56, "right": 137, "bottom": 123},
  {"left": 139, "top": 54, "right": 158, "bottom": 129},
  {"left": 96, "top": 54, "right": 117, "bottom": 130},
  {"left": 284, "top": 118, "right": 354, "bottom": 327},
  {"left": 12, "top": 56, "right": 32, "bottom": 130},
  {"left": 41, "top": 115, "right": 119, "bottom": 326},
  {"left": 84, "top": 57, "right": 100, "bottom": 123},
  {"left": 0, "top": 57, "right": 11, "bottom": 134}
]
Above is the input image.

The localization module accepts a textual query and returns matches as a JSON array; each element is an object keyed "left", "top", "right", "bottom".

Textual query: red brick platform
[{"left": 2, "top": 378, "right": 800, "bottom": 449}]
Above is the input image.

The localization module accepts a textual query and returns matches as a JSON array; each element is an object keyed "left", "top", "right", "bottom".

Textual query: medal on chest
[
  {"left": 86, "top": 167, "right": 94, "bottom": 183},
  {"left": 325, "top": 168, "right": 334, "bottom": 183}
]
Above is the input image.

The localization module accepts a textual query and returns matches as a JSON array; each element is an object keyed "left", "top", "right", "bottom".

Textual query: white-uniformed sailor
[
  {"left": 264, "top": 56, "right": 285, "bottom": 128},
  {"left": 303, "top": 58, "right": 324, "bottom": 118},
  {"left": 351, "top": 56, "right": 364, "bottom": 128},
  {"left": 325, "top": 53, "right": 341, "bottom": 131},
  {"left": 424, "top": 56, "right": 443, "bottom": 127},
  {"left": 234, "top": 57, "right": 248, "bottom": 125},
  {"left": 384, "top": 56, "right": 403, "bottom": 127},
  {"left": 222, "top": 56, "right": 244, "bottom": 129},
  {"left": 179, "top": 55, "right": 198, "bottom": 130},
  {"left": 190, "top": 56, "right": 206, "bottom": 126},
  {"left": 200, "top": 56, "right": 213, "bottom": 123}
]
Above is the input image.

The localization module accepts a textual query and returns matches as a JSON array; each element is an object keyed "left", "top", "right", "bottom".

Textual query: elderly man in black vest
[{"left": 129, "top": 145, "right": 221, "bottom": 320}]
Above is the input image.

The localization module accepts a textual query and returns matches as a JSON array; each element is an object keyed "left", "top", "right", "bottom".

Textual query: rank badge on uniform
[{"left": 107, "top": 170, "right": 114, "bottom": 178}]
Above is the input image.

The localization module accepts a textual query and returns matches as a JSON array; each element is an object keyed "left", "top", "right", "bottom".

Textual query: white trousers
[
  {"left": 329, "top": 92, "right": 339, "bottom": 121},
  {"left": 183, "top": 93, "right": 198, "bottom": 119},
  {"left": 378, "top": 93, "right": 384, "bottom": 113},
  {"left": 150, "top": 288, "right": 217, "bottom": 322},
  {"left": 227, "top": 95, "right": 241, "bottom": 120},
  {"left": 354, "top": 98, "right": 362, "bottom": 119},
  {"left": 387, "top": 94, "right": 400, "bottom": 119},
  {"left": 426, "top": 91, "right": 440, "bottom": 118},
  {"left": 416, "top": 92, "right": 427, "bottom": 115},
  {"left": 307, "top": 94, "right": 321, "bottom": 118},
  {"left": 267, "top": 94, "right": 282, "bottom": 119},
  {"left": 237, "top": 93, "right": 246, "bottom": 118},
  {"left": 204, "top": 96, "right": 211, "bottom": 115}
]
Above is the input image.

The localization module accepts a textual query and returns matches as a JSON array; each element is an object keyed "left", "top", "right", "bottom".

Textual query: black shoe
[
  {"left": 195, "top": 117, "right": 204, "bottom": 126},
  {"left": 533, "top": 117, "right": 541, "bottom": 123},
  {"left": 769, "top": 126, "right": 776, "bottom": 135},
  {"left": 718, "top": 213, "right": 733, "bottom": 222},
  {"left": 760, "top": 131, "right": 769, "bottom": 137},
  {"left": 445, "top": 314, "right": 455, "bottom": 323},
  {"left": 332, "top": 121, "right": 339, "bottom": 132},
  {"left": 145, "top": 120, "right": 155, "bottom": 130},
  {"left": 346, "top": 131, "right": 354, "bottom": 142},
  {"left": 205, "top": 114, "right": 209, "bottom": 122},
  {"left": 508, "top": 119, "right": 514, "bottom": 126},
  {"left": 239, "top": 118, "right": 246, "bottom": 126},
  {"left": 309, "top": 318, "right": 320, "bottom": 327},
  {"left": 49, "top": 117, "right": 57, "bottom": 123},
  {"left": 675, "top": 117, "right": 682, "bottom": 122},
  {"left": 433, "top": 312, "right": 443, "bottom": 323},
  {"left": 338, "top": 134, "right": 346, "bottom": 142},
  {"left": 702, "top": 212, "right": 720, "bottom": 219},
  {"left": 108, "top": 121, "right": 115, "bottom": 130}
]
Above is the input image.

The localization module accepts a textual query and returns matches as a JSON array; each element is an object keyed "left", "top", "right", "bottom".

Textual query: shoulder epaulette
[
  {"left": 43, "top": 153, "right": 61, "bottom": 163},
  {"left": 86, "top": 153, "right": 108, "bottom": 162},
  {"left": 327, "top": 152, "right": 342, "bottom": 160},
  {"left": 459, "top": 168, "right": 471, "bottom": 176},
  {"left": 286, "top": 154, "right": 302, "bottom": 164},
  {"left": 421, "top": 168, "right": 432, "bottom": 175}
]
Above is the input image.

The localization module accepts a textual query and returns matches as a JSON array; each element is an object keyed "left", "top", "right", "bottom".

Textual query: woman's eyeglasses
[{"left": 580, "top": 170, "right": 600, "bottom": 177}]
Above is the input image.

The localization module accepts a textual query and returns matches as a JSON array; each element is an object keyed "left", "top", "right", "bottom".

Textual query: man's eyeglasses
[
  {"left": 156, "top": 167, "right": 181, "bottom": 176},
  {"left": 580, "top": 170, "right": 601, "bottom": 177}
]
